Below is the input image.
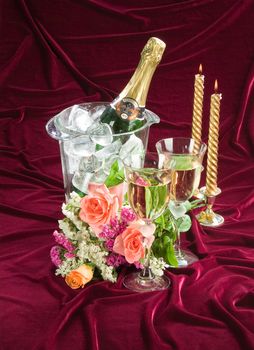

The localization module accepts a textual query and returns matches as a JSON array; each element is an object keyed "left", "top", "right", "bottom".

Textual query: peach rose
[
  {"left": 79, "top": 183, "right": 122, "bottom": 235},
  {"left": 65, "top": 264, "right": 94, "bottom": 289},
  {"left": 113, "top": 221, "right": 156, "bottom": 264}
]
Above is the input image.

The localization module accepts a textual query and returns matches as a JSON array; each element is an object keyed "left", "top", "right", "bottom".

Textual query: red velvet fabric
[{"left": 1, "top": 1, "right": 254, "bottom": 349}]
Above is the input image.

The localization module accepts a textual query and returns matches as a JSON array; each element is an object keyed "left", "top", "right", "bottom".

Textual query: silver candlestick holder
[{"left": 196, "top": 186, "right": 224, "bottom": 227}]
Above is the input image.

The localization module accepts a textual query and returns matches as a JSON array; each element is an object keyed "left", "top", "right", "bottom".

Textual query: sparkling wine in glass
[
  {"left": 123, "top": 153, "right": 171, "bottom": 292},
  {"left": 128, "top": 168, "right": 171, "bottom": 221},
  {"left": 169, "top": 155, "right": 202, "bottom": 203},
  {"left": 156, "top": 138, "right": 207, "bottom": 267}
]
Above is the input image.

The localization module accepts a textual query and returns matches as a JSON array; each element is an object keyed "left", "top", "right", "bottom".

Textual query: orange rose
[
  {"left": 113, "top": 225, "right": 145, "bottom": 264},
  {"left": 65, "top": 264, "right": 93, "bottom": 289},
  {"left": 79, "top": 183, "right": 121, "bottom": 235}
]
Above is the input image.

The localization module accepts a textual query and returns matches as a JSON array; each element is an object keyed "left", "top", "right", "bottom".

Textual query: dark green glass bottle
[{"left": 100, "top": 37, "right": 166, "bottom": 134}]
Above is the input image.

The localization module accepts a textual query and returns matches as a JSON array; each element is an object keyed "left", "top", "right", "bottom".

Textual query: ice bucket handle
[
  {"left": 145, "top": 109, "right": 160, "bottom": 127},
  {"left": 46, "top": 116, "right": 74, "bottom": 140}
]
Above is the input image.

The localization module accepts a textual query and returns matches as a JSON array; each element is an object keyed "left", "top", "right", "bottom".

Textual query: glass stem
[
  {"left": 140, "top": 248, "right": 154, "bottom": 279},
  {"left": 175, "top": 226, "right": 183, "bottom": 258},
  {"left": 169, "top": 211, "right": 184, "bottom": 259}
]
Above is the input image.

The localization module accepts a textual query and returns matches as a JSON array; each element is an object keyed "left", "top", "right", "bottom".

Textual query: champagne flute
[
  {"left": 156, "top": 138, "right": 207, "bottom": 267},
  {"left": 123, "top": 152, "right": 171, "bottom": 292}
]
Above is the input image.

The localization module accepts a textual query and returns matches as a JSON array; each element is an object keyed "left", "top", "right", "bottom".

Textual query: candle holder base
[
  {"left": 196, "top": 211, "right": 224, "bottom": 227},
  {"left": 196, "top": 186, "right": 224, "bottom": 227}
]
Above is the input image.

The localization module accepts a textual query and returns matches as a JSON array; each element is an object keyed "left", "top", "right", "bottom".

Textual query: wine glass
[
  {"left": 156, "top": 138, "right": 207, "bottom": 267},
  {"left": 123, "top": 152, "right": 171, "bottom": 292}
]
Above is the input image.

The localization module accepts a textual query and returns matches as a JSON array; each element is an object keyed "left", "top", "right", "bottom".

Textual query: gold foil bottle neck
[
  {"left": 141, "top": 37, "right": 166, "bottom": 65},
  {"left": 115, "top": 37, "right": 166, "bottom": 108}
]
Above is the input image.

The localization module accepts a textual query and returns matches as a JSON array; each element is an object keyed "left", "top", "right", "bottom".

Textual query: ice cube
[
  {"left": 119, "top": 134, "right": 145, "bottom": 167},
  {"left": 69, "top": 105, "right": 94, "bottom": 133},
  {"left": 68, "top": 136, "right": 95, "bottom": 157},
  {"left": 64, "top": 137, "right": 96, "bottom": 173},
  {"left": 87, "top": 122, "right": 113, "bottom": 146},
  {"left": 72, "top": 171, "right": 94, "bottom": 194},
  {"left": 95, "top": 139, "right": 121, "bottom": 158},
  {"left": 95, "top": 140, "right": 121, "bottom": 168},
  {"left": 72, "top": 154, "right": 103, "bottom": 193},
  {"left": 91, "top": 167, "right": 108, "bottom": 183},
  {"left": 78, "top": 154, "right": 101, "bottom": 173},
  {"left": 63, "top": 136, "right": 95, "bottom": 174}
]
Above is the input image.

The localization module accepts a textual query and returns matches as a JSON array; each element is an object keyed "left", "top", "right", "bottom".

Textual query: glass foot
[
  {"left": 174, "top": 249, "right": 199, "bottom": 267},
  {"left": 123, "top": 272, "right": 170, "bottom": 292}
]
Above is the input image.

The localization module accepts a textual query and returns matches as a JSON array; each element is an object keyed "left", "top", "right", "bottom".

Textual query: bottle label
[{"left": 115, "top": 98, "right": 143, "bottom": 121}]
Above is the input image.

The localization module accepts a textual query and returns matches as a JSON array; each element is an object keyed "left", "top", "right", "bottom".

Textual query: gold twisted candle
[
  {"left": 192, "top": 64, "right": 204, "bottom": 150},
  {"left": 205, "top": 80, "right": 222, "bottom": 196}
]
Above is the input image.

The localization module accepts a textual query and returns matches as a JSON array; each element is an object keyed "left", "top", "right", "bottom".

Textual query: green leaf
[
  {"left": 171, "top": 155, "right": 195, "bottom": 170},
  {"left": 177, "top": 214, "right": 192, "bottom": 232},
  {"left": 145, "top": 187, "right": 152, "bottom": 218},
  {"left": 152, "top": 238, "right": 163, "bottom": 256},
  {"left": 95, "top": 144, "right": 104, "bottom": 151},
  {"left": 104, "top": 160, "right": 124, "bottom": 188},
  {"left": 157, "top": 185, "right": 167, "bottom": 212},
  {"left": 162, "top": 235, "right": 171, "bottom": 245},
  {"left": 152, "top": 236, "right": 178, "bottom": 267},
  {"left": 147, "top": 186, "right": 158, "bottom": 219},
  {"left": 166, "top": 241, "right": 178, "bottom": 267},
  {"left": 155, "top": 214, "right": 165, "bottom": 231}
]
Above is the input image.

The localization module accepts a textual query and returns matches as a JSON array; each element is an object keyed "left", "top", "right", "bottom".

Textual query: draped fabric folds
[{"left": 0, "top": 1, "right": 254, "bottom": 349}]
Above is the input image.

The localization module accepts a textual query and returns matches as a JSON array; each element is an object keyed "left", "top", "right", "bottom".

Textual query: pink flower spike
[
  {"left": 53, "top": 230, "right": 75, "bottom": 253},
  {"left": 120, "top": 207, "right": 136, "bottom": 222},
  {"left": 50, "top": 246, "right": 62, "bottom": 267}
]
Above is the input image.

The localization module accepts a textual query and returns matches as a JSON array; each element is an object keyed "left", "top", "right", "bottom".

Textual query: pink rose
[
  {"left": 113, "top": 221, "right": 156, "bottom": 264},
  {"left": 108, "top": 182, "right": 126, "bottom": 208},
  {"left": 79, "top": 183, "right": 122, "bottom": 235}
]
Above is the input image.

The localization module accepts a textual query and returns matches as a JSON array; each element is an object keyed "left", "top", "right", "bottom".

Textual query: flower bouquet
[{"left": 50, "top": 160, "right": 203, "bottom": 289}]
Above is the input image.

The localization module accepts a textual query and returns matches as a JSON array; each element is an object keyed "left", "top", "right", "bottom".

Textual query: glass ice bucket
[{"left": 46, "top": 102, "right": 160, "bottom": 199}]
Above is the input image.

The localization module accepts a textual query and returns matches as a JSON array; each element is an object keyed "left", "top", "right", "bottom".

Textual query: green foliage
[
  {"left": 104, "top": 160, "right": 125, "bottom": 188},
  {"left": 152, "top": 197, "right": 204, "bottom": 267},
  {"left": 153, "top": 208, "right": 179, "bottom": 266}
]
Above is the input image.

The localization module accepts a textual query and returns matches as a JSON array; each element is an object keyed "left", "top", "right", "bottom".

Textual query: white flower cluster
[
  {"left": 58, "top": 218, "right": 90, "bottom": 242},
  {"left": 56, "top": 257, "right": 81, "bottom": 277},
  {"left": 149, "top": 256, "right": 168, "bottom": 277},
  {"left": 77, "top": 240, "right": 116, "bottom": 283},
  {"left": 62, "top": 192, "right": 84, "bottom": 231}
]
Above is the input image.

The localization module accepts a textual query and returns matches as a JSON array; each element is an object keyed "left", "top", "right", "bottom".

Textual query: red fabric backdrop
[{"left": 1, "top": 1, "right": 254, "bottom": 349}]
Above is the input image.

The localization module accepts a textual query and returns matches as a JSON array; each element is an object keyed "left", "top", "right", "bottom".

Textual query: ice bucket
[{"left": 46, "top": 102, "right": 160, "bottom": 199}]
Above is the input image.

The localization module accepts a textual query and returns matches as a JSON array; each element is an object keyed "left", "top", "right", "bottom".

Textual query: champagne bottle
[{"left": 100, "top": 37, "right": 166, "bottom": 134}]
